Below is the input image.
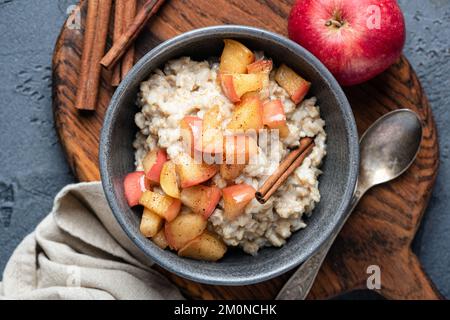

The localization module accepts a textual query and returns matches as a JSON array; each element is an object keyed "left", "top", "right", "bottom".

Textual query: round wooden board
[{"left": 52, "top": 0, "right": 441, "bottom": 299}]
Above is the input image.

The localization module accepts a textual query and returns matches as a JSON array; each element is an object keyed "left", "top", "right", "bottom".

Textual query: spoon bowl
[{"left": 359, "top": 109, "right": 422, "bottom": 191}]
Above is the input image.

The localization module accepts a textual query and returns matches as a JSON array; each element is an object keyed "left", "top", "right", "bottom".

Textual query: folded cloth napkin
[{"left": 0, "top": 182, "right": 183, "bottom": 300}]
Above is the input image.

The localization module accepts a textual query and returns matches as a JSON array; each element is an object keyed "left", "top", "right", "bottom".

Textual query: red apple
[
  {"left": 288, "top": 0, "right": 405, "bottom": 86},
  {"left": 123, "top": 171, "right": 151, "bottom": 207}
]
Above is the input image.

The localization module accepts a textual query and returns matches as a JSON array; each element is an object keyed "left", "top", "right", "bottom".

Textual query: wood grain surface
[{"left": 52, "top": 0, "right": 441, "bottom": 299}]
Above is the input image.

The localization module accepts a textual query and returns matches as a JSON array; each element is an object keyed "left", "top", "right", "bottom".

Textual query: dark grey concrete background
[{"left": 0, "top": 0, "right": 448, "bottom": 299}]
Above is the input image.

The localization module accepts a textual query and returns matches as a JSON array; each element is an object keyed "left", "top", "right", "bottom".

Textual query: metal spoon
[{"left": 276, "top": 109, "right": 422, "bottom": 300}]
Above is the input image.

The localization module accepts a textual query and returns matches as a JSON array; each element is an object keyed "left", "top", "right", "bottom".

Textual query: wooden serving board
[{"left": 52, "top": 0, "right": 441, "bottom": 299}]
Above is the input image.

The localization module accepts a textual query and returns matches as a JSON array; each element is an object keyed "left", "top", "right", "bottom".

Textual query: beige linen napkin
[{"left": 0, "top": 182, "right": 183, "bottom": 300}]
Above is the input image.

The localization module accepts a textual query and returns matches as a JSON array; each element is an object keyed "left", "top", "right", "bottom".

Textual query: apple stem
[{"left": 325, "top": 19, "right": 344, "bottom": 28}]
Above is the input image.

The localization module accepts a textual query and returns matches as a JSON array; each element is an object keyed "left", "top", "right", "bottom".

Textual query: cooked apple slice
[
  {"left": 223, "top": 135, "right": 258, "bottom": 165},
  {"left": 140, "top": 208, "right": 164, "bottom": 238},
  {"left": 152, "top": 229, "right": 169, "bottom": 249},
  {"left": 178, "top": 231, "right": 227, "bottom": 261},
  {"left": 199, "top": 105, "right": 224, "bottom": 154},
  {"left": 142, "top": 149, "right": 168, "bottom": 184},
  {"left": 263, "top": 99, "right": 290, "bottom": 138},
  {"left": 180, "top": 116, "right": 202, "bottom": 156},
  {"left": 219, "top": 39, "right": 255, "bottom": 74},
  {"left": 227, "top": 94, "right": 263, "bottom": 131},
  {"left": 247, "top": 60, "right": 272, "bottom": 100},
  {"left": 223, "top": 184, "right": 256, "bottom": 220},
  {"left": 220, "top": 163, "right": 245, "bottom": 181},
  {"left": 220, "top": 73, "right": 265, "bottom": 103},
  {"left": 160, "top": 161, "right": 180, "bottom": 199},
  {"left": 175, "top": 153, "right": 219, "bottom": 188},
  {"left": 139, "top": 190, "right": 181, "bottom": 222},
  {"left": 123, "top": 171, "right": 151, "bottom": 207},
  {"left": 180, "top": 185, "right": 222, "bottom": 219},
  {"left": 275, "top": 64, "right": 311, "bottom": 104},
  {"left": 247, "top": 59, "right": 273, "bottom": 74},
  {"left": 164, "top": 212, "right": 207, "bottom": 250}
]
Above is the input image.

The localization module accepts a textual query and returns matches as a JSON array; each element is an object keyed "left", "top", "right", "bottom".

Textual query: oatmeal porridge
[{"left": 124, "top": 39, "right": 326, "bottom": 261}]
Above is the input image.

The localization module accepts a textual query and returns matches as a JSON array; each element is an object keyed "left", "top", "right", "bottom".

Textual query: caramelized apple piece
[
  {"left": 222, "top": 184, "right": 256, "bottom": 220},
  {"left": 152, "top": 229, "right": 169, "bottom": 249},
  {"left": 140, "top": 208, "right": 164, "bottom": 238},
  {"left": 247, "top": 59, "right": 272, "bottom": 100},
  {"left": 180, "top": 185, "right": 222, "bottom": 219},
  {"left": 142, "top": 149, "right": 168, "bottom": 184},
  {"left": 165, "top": 212, "right": 207, "bottom": 250},
  {"left": 220, "top": 73, "right": 265, "bottom": 103},
  {"left": 219, "top": 39, "right": 255, "bottom": 74},
  {"left": 178, "top": 231, "right": 227, "bottom": 261},
  {"left": 180, "top": 116, "right": 202, "bottom": 156},
  {"left": 200, "top": 105, "right": 224, "bottom": 154},
  {"left": 160, "top": 161, "right": 180, "bottom": 199},
  {"left": 263, "top": 99, "right": 290, "bottom": 138},
  {"left": 227, "top": 94, "right": 263, "bottom": 131},
  {"left": 123, "top": 171, "right": 151, "bottom": 207},
  {"left": 275, "top": 64, "right": 311, "bottom": 104},
  {"left": 220, "top": 163, "right": 245, "bottom": 181},
  {"left": 247, "top": 59, "right": 273, "bottom": 74},
  {"left": 139, "top": 190, "right": 181, "bottom": 222},
  {"left": 175, "top": 153, "right": 219, "bottom": 188}
]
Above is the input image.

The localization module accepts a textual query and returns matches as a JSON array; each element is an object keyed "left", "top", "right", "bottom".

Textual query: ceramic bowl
[{"left": 100, "top": 25, "right": 359, "bottom": 285}]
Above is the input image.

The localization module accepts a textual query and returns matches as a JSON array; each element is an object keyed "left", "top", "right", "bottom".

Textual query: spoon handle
[{"left": 276, "top": 185, "right": 366, "bottom": 300}]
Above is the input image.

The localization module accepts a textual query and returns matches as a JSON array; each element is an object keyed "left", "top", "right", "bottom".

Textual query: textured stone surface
[
  {"left": 400, "top": 0, "right": 450, "bottom": 299},
  {"left": 0, "top": 0, "right": 448, "bottom": 299}
]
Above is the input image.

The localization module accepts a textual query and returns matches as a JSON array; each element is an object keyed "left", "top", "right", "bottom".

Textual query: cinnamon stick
[
  {"left": 121, "top": 0, "right": 137, "bottom": 79},
  {"left": 256, "top": 138, "right": 315, "bottom": 204},
  {"left": 111, "top": 0, "right": 125, "bottom": 86},
  {"left": 101, "top": 0, "right": 166, "bottom": 69},
  {"left": 75, "top": 0, "right": 113, "bottom": 110}
]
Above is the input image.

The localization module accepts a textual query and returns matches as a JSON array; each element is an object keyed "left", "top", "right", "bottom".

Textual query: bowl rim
[{"left": 100, "top": 25, "right": 359, "bottom": 285}]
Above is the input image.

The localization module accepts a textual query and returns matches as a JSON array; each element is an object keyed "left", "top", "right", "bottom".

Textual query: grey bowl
[{"left": 100, "top": 25, "right": 359, "bottom": 285}]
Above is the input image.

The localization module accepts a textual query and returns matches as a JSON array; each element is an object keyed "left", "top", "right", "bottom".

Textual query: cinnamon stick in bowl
[{"left": 256, "top": 137, "right": 315, "bottom": 204}]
